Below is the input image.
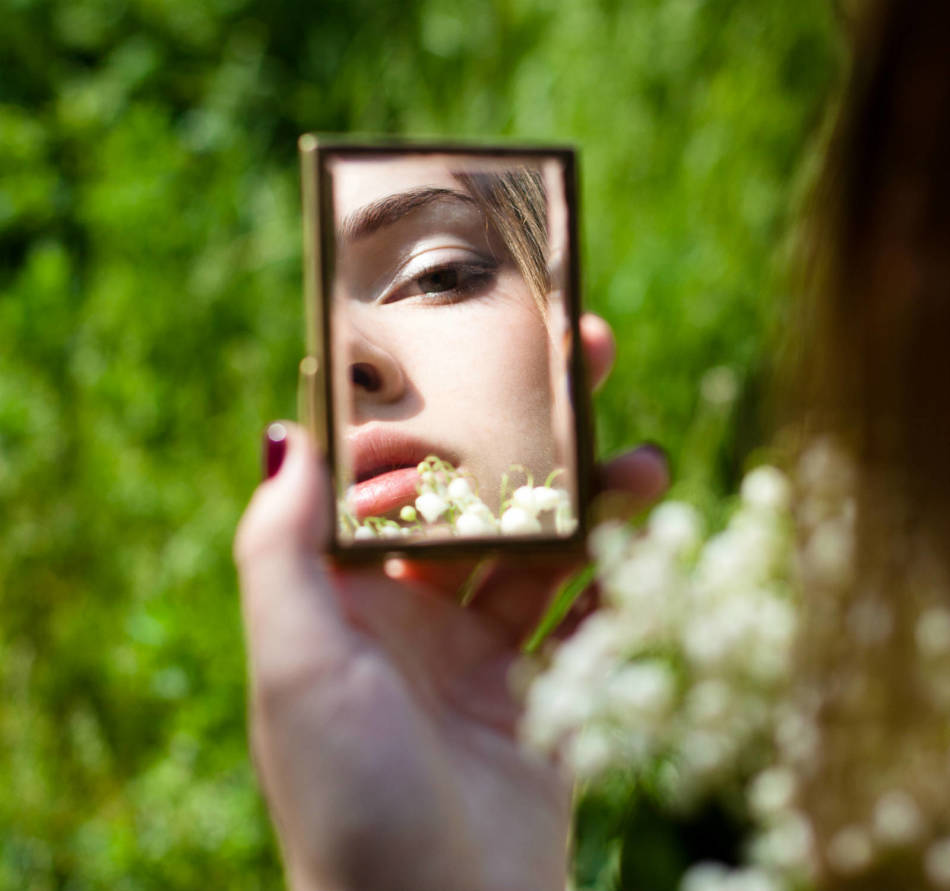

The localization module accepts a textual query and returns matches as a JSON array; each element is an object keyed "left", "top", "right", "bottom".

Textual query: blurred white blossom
[
  {"left": 700, "top": 366, "right": 739, "bottom": 407},
  {"left": 521, "top": 465, "right": 796, "bottom": 807},
  {"left": 605, "top": 661, "right": 676, "bottom": 721},
  {"left": 916, "top": 607, "right": 950, "bottom": 658},
  {"left": 750, "top": 811, "right": 813, "bottom": 873},
  {"left": 649, "top": 501, "right": 703, "bottom": 554},
  {"left": 748, "top": 768, "right": 796, "bottom": 819},
  {"left": 680, "top": 862, "right": 730, "bottom": 891},
  {"left": 680, "top": 863, "right": 783, "bottom": 891},
  {"left": 872, "top": 790, "right": 923, "bottom": 846},
  {"left": 826, "top": 825, "right": 873, "bottom": 875},
  {"left": 525, "top": 437, "right": 950, "bottom": 890},
  {"left": 741, "top": 466, "right": 791, "bottom": 512},
  {"left": 925, "top": 838, "right": 950, "bottom": 889}
]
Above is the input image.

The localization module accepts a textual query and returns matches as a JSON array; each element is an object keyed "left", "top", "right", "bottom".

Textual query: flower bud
[
  {"left": 415, "top": 492, "right": 448, "bottom": 524},
  {"left": 447, "top": 477, "right": 472, "bottom": 500},
  {"left": 533, "top": 486, "right": 561, "bottom": 512},
  {"left": 500, "top": 506, "right": 542, "bottom": 535},
  {"left": 512, "top": 485, "right": 539, "bottom": 515},
  {"left": 455, "top": 508, "right": 497, "bottom": 536}
]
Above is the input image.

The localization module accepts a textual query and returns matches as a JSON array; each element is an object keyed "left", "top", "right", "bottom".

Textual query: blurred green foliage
[{"left": 1, "top": 0, "right": 839, "bottom": 887}]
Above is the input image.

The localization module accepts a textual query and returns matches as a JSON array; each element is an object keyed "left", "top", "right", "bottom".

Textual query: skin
[
  {"left": 235, "top": 316, "right": 670, "bottom": 891},
  {"left": 332, "top": 156, "right": 564, "bottom": 515}
]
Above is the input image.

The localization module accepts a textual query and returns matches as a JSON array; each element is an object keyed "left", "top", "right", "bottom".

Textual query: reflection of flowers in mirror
[{"left": 338, "top": 455, "right": 576, "bottom": 539}]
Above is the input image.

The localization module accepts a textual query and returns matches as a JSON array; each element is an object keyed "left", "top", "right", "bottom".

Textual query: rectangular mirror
[{"left": 300, "top": 138, "right": 591, "bottom": 557}]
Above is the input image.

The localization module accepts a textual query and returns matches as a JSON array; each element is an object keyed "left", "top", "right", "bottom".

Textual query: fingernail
[
  {"left": 262, "top": 422, "right": 288, "bottom": 480},
  {"left": 638, "top": 441, "right": 669, "bottom": 467}
]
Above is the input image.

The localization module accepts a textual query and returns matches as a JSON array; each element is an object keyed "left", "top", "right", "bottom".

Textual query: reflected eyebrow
[{"left": 339, "top": 187, "right": 477, "bottom": 241}]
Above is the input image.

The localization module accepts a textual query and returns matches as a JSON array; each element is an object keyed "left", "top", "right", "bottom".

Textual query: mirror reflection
[{"left": 326, "top": 150, "right": 578, "bottom": 544}]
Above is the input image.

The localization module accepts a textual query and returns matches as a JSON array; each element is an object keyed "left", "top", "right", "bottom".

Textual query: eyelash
[{"left": 383, "top": 260, "right": 498, "bottom": 306}]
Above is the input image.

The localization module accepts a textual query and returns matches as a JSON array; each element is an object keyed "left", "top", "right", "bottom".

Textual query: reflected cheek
[{"left": 401, "top": 300, "right": 554, "bottom": 443}]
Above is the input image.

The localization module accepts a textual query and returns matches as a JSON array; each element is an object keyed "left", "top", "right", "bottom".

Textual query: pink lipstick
[
  {"left": 344, "top": 428, "right": 457, "bottom": 520},
  {"left": 348, "top": 467, "right": 421, "bottom": 519}
]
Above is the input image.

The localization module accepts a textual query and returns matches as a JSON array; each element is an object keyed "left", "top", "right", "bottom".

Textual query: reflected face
[{"left": 331, "top": 156, "right": 558, "bottom": 523}]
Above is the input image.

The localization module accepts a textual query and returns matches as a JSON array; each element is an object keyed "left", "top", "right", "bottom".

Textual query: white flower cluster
[
  {"left": 519, "top": 465, "right": 804, "bottom": 891},
  {"left": 501, "top": 477, "right": 576, "bottom": 536},
  {"left": 340, "top": 456, "right": 576, "bottom": 540},
  {"left": 521, "top": 466, "right": 796, "bottom": 800},
  {"left": 679, "top": 862, "right": 784, "bottom": 891},
  {"left": 526, "top": 439, "right": 950, "bottom": 891},
  {"left": 760, "top": 438, "right": 950, "bottom": 890}
]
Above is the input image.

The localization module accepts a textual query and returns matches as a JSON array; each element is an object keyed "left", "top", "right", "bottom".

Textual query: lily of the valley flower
[
  {"left": 447, "top": 477, "right": 473, "bottom": 501},
  {"left": 533, "top": 486, "right": 562, "bottom": 512},
  {"left": 512, "top": 485, "right": 539, "bottom": 513},
  {"left": 521, "top": 465, "right": 796, "bottom": 797},
  {"left": 340, "top": 456, "right": 576, "bottom": 540},
  {"left": 415, "top": 491, "right": 449, "bottom": 525},
  {"left": 455, "top": 506, "right": 498, "bottom": 536},
  {"left": 500, "top": 506, "right": 542, "bottom": 535}
]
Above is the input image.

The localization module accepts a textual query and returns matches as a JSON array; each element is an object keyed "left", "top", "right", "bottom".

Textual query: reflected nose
[
  {"left": 351, "top": 362, "right": 382, "bottom": 392},
  {"left": 348, "top": 328, "right": 406, "bottom": 405}
]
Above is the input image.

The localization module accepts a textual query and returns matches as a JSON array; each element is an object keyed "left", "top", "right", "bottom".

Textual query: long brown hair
[
  {"left": 795, "top": 0, "right": 950, "bottom": 527},
  {"left": 454, "top": 168, "right": 549, "bottom": 314},
  {"left": 787, "top": 3, "right": 950, "bottom": 887}
]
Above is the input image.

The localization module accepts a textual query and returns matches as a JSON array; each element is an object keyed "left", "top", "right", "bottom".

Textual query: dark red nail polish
[
  {"left": 639, "top": 441, "right": 669, "bottom": 467},
  {"left": 262, "top": 422, "right": 288, "bottom": 480}
]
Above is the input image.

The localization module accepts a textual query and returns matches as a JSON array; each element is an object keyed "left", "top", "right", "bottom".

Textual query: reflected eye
[
  {"left": 384, "top": 259, "right": 498, "bottom": 305},
  {"left": 417, "top": 267, "right": 460, "bottom": 295}
]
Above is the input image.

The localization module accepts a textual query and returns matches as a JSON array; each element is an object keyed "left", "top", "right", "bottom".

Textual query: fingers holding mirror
[{"left": 579, "top": 312, "right": 616, "bottom": 392}]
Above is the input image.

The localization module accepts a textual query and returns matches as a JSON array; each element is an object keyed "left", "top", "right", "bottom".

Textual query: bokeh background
[{"left": 1, "top": 0, "right": 841, "bottom": 887}]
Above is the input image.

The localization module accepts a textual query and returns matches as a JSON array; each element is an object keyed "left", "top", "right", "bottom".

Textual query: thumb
[
  {"left": 235, "top": 422, "right": 349, "bottom": 691},
  {"left": 237, "top": 421, "right": 329, "bottom": 560}
]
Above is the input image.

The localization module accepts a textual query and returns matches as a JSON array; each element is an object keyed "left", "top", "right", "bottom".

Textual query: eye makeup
[{"left": 381, "top": 255, "right": 500, "bottom": 306}]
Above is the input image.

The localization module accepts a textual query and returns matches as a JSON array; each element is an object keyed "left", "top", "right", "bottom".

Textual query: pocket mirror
[{"left": 299, "top": 138, "right": 591, "bottom": 558}]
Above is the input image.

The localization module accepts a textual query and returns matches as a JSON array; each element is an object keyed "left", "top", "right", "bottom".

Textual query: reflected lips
[
  {"left": 345, "top": 429, "right": 456, "bottom": 520},
  {"left": 348, "top": 467, "right": 421, "bottom": 519}
]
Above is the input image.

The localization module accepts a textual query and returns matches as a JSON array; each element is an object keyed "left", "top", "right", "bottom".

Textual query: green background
[{"left": 0, "top": 0, "right": 839, "bottom": 887}]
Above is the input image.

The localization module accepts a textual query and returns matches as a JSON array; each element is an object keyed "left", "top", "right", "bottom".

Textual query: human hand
[{"left": 234, "top": 314, "right": 668, "bottom": 891}]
